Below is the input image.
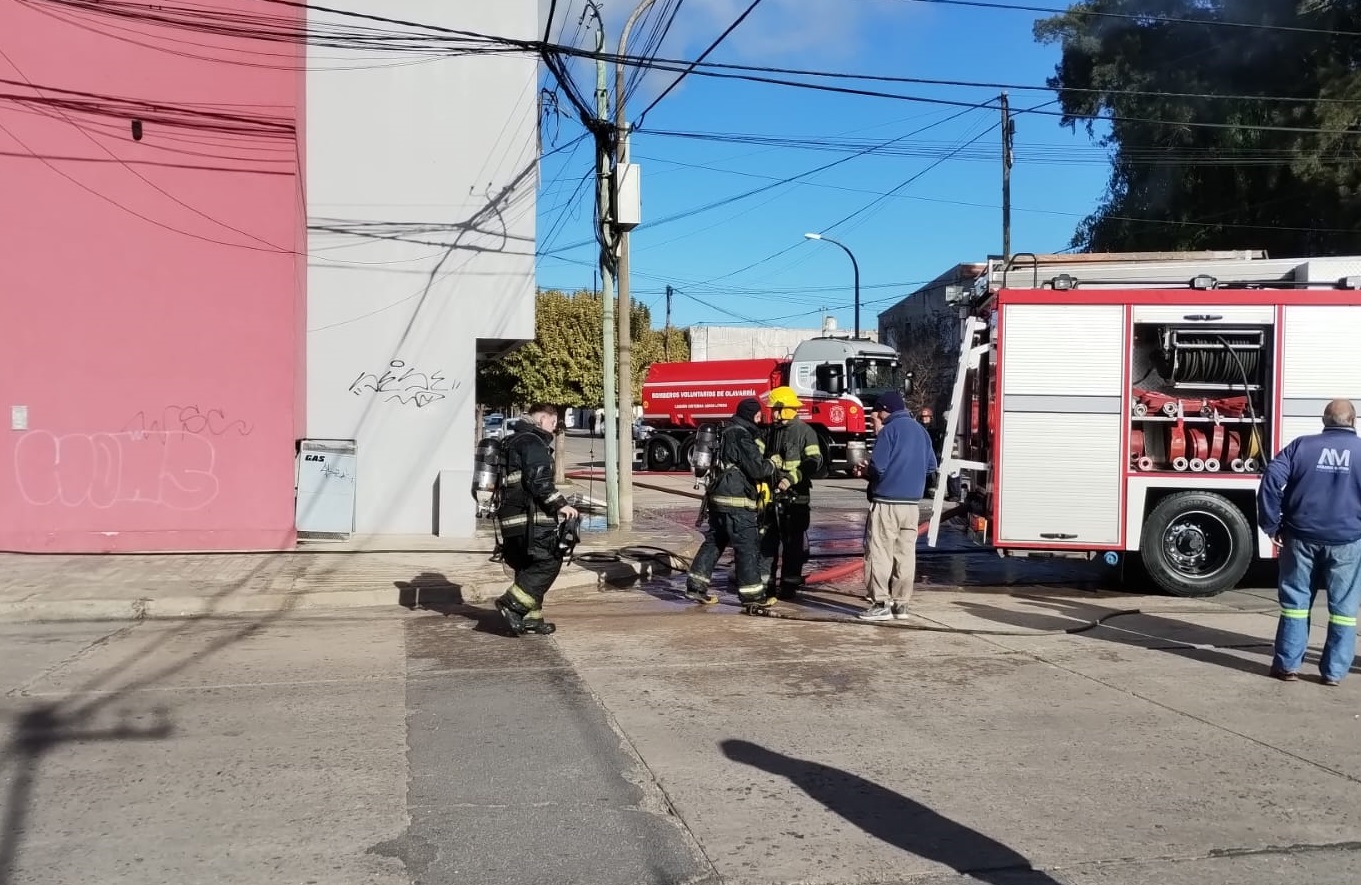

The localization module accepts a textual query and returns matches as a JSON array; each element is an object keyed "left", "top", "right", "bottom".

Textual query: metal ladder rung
[{"left": 927, "top": 316, "right": 990, "bottom": 547}]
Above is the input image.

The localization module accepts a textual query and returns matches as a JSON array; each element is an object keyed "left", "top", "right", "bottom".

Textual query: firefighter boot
[
  {"left": 521, "top": 609, "right": 557, "bottom": 635},
  {"left": 684, "top": 577, "right": 719, "bottom": 605},
  {"left": 494, "top": 590, "right": 537, "bottom": 637},
  {"left": 738, "top": 589, "right": 777, "bottom": 612}
]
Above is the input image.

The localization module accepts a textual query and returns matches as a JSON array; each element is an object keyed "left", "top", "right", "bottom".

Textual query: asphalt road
[{"left": 0, "top": 502, "right": 1351, "bottom": 885}]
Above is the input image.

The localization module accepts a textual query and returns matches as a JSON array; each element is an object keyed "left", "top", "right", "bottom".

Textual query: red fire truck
[
  {"left": 926, "top": 252, "right": 1361, "bottom": 597},
  {"left": 639, "top": 335, "right": 905, "bottom": 474}
]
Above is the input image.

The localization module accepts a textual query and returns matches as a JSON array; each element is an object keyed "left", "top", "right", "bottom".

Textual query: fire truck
[
  {"left": 925, "top": 252, "right": 1361, "bottom": 597},
  {"left": 639, "top": 335, "right": 905, "bottom": 475}
]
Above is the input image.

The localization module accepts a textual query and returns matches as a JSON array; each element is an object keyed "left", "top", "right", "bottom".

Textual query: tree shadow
[{"left": 720, "top": 740, "right": 1063, "bottom": 884}]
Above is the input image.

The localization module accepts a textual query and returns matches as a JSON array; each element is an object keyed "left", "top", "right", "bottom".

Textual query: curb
[{"left": 0, "top": 556, "right": 650, "bottom": 624}]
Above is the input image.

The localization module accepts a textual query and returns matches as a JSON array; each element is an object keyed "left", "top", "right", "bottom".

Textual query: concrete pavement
[
  {"left": 4, "top": 580, "right": 1360, "bottom": 885},
  {"left": 0, "top": 502, "right": 703, "bottom": 624}
]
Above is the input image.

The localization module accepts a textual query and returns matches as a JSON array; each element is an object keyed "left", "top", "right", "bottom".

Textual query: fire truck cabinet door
[
  {"left": 996, "top": 303, "right": 1124, "bottom": 546},
  {"left": 1280, "top": 305, "right": 1361, "bottom": 449}
]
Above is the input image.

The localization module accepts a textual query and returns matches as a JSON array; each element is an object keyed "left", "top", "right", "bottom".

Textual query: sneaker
[
  {"left": 1323, "top": 676, "right": 1341, "bottom": 687},
  {"left": 1269, "top": 667, "right": 1299, "bottom": 682},
  {"left": 859, "top": 603, "right": 893, "bottom": 621},
  {"left": 892, "top": 605, "right": 910, "bottom": 620}
]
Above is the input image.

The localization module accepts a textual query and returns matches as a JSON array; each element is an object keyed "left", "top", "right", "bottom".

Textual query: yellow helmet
[{"left": 767, "top": 386, "right": 803, "bottom": 418}]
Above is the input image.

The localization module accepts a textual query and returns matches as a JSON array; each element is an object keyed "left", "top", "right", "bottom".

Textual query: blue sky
[{"left": 533, "top": 0, "right": 1113, "bottom": 332}]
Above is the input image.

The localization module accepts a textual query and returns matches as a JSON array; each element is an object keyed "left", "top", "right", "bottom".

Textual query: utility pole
[
  {"left": 664, "top": 284, "right": 673, "bottom": 361},
  {"left": 585, "top": 2, "right": 620, "bottom": 527},
  {"left": 614, "top": 0, "right": 655, "bottom": 525},
  {"left": 1001, "top": 91, "right": 1013, "bottom": 261}
]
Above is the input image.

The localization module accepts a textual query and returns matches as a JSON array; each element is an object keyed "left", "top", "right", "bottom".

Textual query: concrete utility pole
[
  {"left": 1001, "top": 91, "right": 1013, "bottom": 261},
  {"left": 664, "top": 284, "right": 673, "bottom": 361},
  {"left": 585, "top": 1, "right": 620, "bottom": 526},
  {"left": 614, "top": 0, "right": 656, "bottom": 525}
]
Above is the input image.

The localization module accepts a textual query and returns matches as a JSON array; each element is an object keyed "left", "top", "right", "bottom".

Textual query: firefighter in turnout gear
[
  {"left": 686, "top": 398, "right": 777, "bottom": 607},
  {"left": 493, "top": 404, "right": 579, "bottom": 636},
  {"left": 760, "top": 386, "right": 824, "bottom": 598}
]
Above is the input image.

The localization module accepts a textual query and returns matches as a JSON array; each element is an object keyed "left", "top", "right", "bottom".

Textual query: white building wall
[
  {"left": 688, "top": 326, "right": 828, "bottom": 361},
  {"left": 305, "top": 1, "right": 538, "bottom": 538}
]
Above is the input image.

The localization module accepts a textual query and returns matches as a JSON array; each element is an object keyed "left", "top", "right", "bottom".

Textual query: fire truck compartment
[{"left": 995, "top": 303, "right": 1125, "bottom": 545}]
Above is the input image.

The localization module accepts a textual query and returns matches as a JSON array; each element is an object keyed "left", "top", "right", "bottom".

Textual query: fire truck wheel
[
  {"left": 644, "top": 435, "right": 680, "bottom": 472},
  {"left": 1139, "top": 491, "right": 1253, "bottom": 597}
]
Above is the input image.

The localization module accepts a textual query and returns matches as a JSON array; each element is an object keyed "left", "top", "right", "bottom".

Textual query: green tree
[
  {"left": 476, "top": 289, "right": 691, "bottom": 480},
  {"left": 478, "top": 290, "right": 690, "bottom": 409},
  {"left": 1035, "top": 0, "right": 1361, "bottom": 254}
]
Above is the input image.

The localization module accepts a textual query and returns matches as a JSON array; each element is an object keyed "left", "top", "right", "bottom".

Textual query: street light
[{"left": 804, "top": 232, "right": 861, "bottom": 338}]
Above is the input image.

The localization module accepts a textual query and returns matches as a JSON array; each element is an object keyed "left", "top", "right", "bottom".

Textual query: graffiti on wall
[
  {"left": 12, "top": 406, "right": 250, "bottom": 511},
  {"left": 122, "top": 405, "right": 254, "bottom": 437},
  {"left": 348, "top": 360, "right": 458, "bottom": 409}
]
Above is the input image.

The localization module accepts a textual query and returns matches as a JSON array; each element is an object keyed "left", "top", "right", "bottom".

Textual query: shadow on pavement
[
  {"left": 395, "top": 571, "right": 467, "bottom": 609},
  {"left": 721, "top": 739, "right": 1063, "bottom": 884},
  {"left": 394, "top": 572, "right": 510, "bottom": 635},
  {"left": 0, "top": 560, "right": 312, "bottom": 884},
  {"left": 949, "top": 597, "right": 1339, "bottom": 678}
]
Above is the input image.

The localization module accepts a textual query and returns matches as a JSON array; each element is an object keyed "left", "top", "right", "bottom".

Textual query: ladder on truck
[{"left": 926, "top": 315, "right": 992, "bottom": 547}]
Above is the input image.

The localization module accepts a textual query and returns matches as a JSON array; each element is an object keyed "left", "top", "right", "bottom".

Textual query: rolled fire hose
[{"left": 1168, "top": 421, "right": 1187, "bottom": 471}]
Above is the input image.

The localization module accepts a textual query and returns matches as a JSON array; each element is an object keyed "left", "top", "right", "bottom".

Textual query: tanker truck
[{"left": 639, "top": 335, "right": 907, "bottom": 475}]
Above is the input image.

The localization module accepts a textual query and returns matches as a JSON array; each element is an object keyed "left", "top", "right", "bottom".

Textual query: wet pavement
[{"left": 647, "top": 505, "right": 1122, "bottom": 601}]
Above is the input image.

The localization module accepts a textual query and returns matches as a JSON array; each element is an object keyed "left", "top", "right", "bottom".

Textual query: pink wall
[{"left": 0, "top": 2, "right": 305, "bottom": 552}]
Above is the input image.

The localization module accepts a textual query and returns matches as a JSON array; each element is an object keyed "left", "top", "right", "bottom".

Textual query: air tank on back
[
  {"left": 689, "top": 424, "right": 720, "bottom": 484},
  {"left": 471, "top": 436, "right": 502, "bottom": 517}
]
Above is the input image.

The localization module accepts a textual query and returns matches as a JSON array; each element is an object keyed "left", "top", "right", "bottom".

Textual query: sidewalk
[{"left": 0, "top": 505, "right": 702, "bottom": 624}]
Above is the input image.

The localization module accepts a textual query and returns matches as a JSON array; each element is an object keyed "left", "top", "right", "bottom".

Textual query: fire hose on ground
[
  {"left": 561, "top": 469, "right": 1276, "bottom": 640},
  {"left": 573, "top": 543, "right": 1276, "bottom": 643}
]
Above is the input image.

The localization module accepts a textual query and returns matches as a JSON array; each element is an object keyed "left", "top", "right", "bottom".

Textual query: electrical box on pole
[{"left": 614, "top": 163, "right": 642, "bottom": 231}]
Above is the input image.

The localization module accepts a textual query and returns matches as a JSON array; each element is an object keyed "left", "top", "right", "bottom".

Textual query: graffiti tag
[
  {"left": 348, "top": 360, "right": 457, "bottom": 408},
  {"left": 14, "top": 430, "right": 219, "bottom": 511},
  {"left": 122, "top": 405, "right": 254, "bottom": 437}
]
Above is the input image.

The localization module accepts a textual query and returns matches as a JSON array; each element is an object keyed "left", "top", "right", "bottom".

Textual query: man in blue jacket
[
  {"left": 852, "top": 391, "right": 938, "bottom": 621},
  {"left": 1257, "top": 399, "right": 1361, "bottom": 685}
]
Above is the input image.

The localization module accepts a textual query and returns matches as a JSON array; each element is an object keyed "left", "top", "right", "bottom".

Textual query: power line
[
  {"left": 635, "top": 0, "right": 765, "bottom": 124},
  {"left": 542, "top": 44, "right": 1361, "bottom": 135},
  {"left": 538, "top": 102, "right": 990, "bottom": 256},
  {"left": 562, "top": 48, "right": 1361, "bottom": 107}
]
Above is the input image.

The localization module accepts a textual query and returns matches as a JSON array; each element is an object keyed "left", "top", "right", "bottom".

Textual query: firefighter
[
  {"left": 493, "top": 403, "right": 580, "bottom": 636},
  {"left": 760, "top": 385, "right": 824, "bottom": 599},
  {"left": 685, "top": 398, "right": 776, "bottom": 607}
]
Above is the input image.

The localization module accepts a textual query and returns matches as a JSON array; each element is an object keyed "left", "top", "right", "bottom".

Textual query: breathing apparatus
[
  {"left": 556, "top": 512, "right": 582, "bottom": 560},
  {"left": 689, "top": 423, "right": 720, "bottom": 489},
  {"left": 471, "top": 435, "right": 504, "bottom": 518}
]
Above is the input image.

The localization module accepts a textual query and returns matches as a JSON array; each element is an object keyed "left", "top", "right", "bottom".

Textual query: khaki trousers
[{"left": 863, "top": 501, "right": 920, "bottom": 607}]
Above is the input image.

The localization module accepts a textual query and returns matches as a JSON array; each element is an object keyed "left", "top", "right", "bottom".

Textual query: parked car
[{"left": 481, "top": 414, "right": 515, "bottom": 439}]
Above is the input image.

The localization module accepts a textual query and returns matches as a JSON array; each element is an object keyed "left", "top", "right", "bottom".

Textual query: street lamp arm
[{"left": 803, "top": 232, "right": 862, "bottom": 338}]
